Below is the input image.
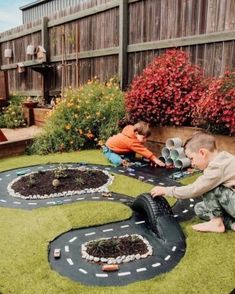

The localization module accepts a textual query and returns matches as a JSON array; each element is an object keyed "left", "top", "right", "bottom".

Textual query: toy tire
[{"left": 132, "top": 193, "right": 185, "bottom": 244}]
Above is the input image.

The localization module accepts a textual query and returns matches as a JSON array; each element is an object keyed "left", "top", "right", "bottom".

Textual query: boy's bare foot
[
  {"left": 231, "top": 223, "right": 235, "bottom": 231},
  {"left": 192, "top": 217, "right": 225, "bottom": 233}
]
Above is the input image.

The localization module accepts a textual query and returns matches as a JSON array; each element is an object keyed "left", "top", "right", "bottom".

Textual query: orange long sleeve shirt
[{"left": 106, "top": 125, "right": 157, "bottom": 161}]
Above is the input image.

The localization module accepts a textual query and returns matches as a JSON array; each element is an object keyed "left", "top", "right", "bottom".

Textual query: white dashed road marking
[
  {"left": 67, "top": 258, "right": 74, "bottom": 265},
  {"left": 85, "top": 232, "right": 96, "bottom": 236},
  {"left": 96, "top": 273, "right": 108, "bottom": 278},
  {"left": 78, "top": 268, "right": 88, "bottom": 274},
  {"left": 164, "top": 255, "right": 171, "bottom": 261},
  {"left": 65, "top": 246, "right": 69, "bottom": 252},
  {"left": 135, "top": 220, "right": 145, "bottom": 225},
  {"left": 118, "top": 272, "right": 131, "bottom": 276},
  {"left": 136, "top": 267, "right": 147, "bottom": 272},
  {"left": 152, "top": 263, "right": 161, "bottom": 267},
  {"left": 102, "top": 228, "right": 113, "bottom": 232},
  {"left": 69, "top": 237, "right": 77, "bottom": 243}
]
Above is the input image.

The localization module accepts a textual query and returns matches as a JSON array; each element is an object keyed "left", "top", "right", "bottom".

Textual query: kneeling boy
[{"left": 151, "top": 132, "right": 235, "bottom": 233}]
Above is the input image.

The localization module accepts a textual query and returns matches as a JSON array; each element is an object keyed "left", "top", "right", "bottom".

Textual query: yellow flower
[
  {"left": 65, "top": 124, "right": 71, "bottom": 130},
  {"left": 86, "top": 131, "right": 94, "bottom": 139}
]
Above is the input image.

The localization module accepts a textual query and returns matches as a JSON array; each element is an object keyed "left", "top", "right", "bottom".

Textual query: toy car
[{"left": 53, "top": 248, "right": 61, "bottom": 258}]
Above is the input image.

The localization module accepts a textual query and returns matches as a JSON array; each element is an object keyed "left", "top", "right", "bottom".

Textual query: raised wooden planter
[
  {"left": 33, "top": 108, "right": 52, "bottom": 126},
  {"left": 0, "top": 138, "right": 33, "bottom": 159},
  {"left": 146, "top": 126, "right": 235, "bottom": 156}
]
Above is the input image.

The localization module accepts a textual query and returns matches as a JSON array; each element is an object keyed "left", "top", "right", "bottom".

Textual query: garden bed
[{"left": 8, "top": 167, "right": 113, "bottom": 199}]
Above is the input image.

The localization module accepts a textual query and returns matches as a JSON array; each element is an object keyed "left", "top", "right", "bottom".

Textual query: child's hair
[
  {"left": 184, "top": 131, "right": 217, "bottom": 153},
  {"left": 133, "top": 121, "right": 151, "bottom": 137}
]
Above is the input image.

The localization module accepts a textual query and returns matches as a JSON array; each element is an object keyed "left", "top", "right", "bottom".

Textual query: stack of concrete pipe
[{"left": 159, "top": 137, "right": 191, "bottom": 169}]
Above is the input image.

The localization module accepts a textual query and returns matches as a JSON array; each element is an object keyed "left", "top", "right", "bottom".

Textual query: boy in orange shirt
[{"left": 103, "top": 121, "right": 165, "bottom": 167}]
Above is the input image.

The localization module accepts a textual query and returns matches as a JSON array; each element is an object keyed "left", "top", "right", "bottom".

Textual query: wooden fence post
[
  {"left": 41, "top": 17, "right": 50, "bottom": 103},
  {"left": 119, "top": 0, "right": 128, "bottom": 90},
  {"left": 42, "top": 17, "right": 49, "bottom": 62}
]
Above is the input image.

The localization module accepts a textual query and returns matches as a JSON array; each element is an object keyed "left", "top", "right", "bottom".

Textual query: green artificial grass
[{"left": 0, "top": 151, "right": 234, "bottom": 294}]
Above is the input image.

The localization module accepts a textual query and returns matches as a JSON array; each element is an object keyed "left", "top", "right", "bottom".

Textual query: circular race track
[{"left": 0, "top": 162, "right": 199, "bottom": 286}]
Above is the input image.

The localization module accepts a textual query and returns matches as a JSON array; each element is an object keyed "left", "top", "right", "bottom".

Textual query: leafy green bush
[
  {"left": 30, "top": 78, "right": 125, "bottom": 154},
  {"left": 0, "top": 95, "right": 26, "bottom": 128}
]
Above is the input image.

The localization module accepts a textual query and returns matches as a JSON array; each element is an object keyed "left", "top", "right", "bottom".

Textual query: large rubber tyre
[{"left": 132, "top": 193, "right": 185, "bottom": 244}]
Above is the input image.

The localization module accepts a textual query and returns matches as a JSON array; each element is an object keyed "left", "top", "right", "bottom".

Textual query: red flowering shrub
[
  {"left": 192, "top": 71, "right": 235, "bottom": 135},
  {"left": 125, "top": 49, "right": 204, "bottom": 126}
]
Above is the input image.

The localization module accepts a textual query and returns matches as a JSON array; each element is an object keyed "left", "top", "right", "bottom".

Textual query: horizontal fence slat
[
  {"left": 13, "top": 90, "right": 41, "bottom": 96},
  {"left": 128, "top": 0, "right": 141, "bottom": 3},
  {"left": 1, "top": 60, "right": 43, "bottom": 70},
  {"left": 128, "top": 30, "right": 235, "bottom": 52},
  {"left": 48, "top": 0, "right": 120, "bottom": 28},
  {"left": 0, "top": 25, "right": 42, "bottom": 43},
  {"left": 50, "top": 47, "right": 119, "bottom": 62}
]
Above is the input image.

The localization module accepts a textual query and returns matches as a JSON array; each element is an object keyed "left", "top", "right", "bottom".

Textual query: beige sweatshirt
[{"left": 166, "top": 151, "right": 235, "bottom": 199}]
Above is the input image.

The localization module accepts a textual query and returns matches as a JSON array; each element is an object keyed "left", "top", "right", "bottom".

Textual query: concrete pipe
[
  {"left": 166, "top": 157, "right": 174, "bottom": 166},
  {"left": 161, "top": 147, "right": 170, "bottom": 158},
  {"left": 170, "top": 147, "right": 185, "bottom": 159},
  {"left": 166, "top": 137, "right": 183, "bottom": 148},
  {"left": 174, "top": 157, "right": 191, "bottom": 169}
]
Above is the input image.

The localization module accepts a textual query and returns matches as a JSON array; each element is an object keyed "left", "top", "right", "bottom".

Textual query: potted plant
[{"left": 23, "top": 97, "right": 39, "bottom": 109}]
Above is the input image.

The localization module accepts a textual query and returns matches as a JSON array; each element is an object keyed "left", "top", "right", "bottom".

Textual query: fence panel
[{"left": 0, "top": 0, "right": 234, "bottom": 96}]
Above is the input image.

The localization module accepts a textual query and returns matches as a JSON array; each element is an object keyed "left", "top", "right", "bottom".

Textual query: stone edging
[
  {"left": 7, "top": 167, "right": 114, "bottom": 200},
  {"left": 81, "top": 234, "right": 153, "bottom": 264}
]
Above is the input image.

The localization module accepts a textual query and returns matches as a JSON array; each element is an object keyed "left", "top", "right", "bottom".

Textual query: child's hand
[
  {"left": 152, "top": 158, "right": 165, "bottom": 167},
  {"left": 151, "top": 186, "right": 166, "bottom": 197}
]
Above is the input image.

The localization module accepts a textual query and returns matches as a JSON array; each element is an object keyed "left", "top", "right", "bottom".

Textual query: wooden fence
[{"left": 0, "top": 0, "right": 235, "bottom": 100}]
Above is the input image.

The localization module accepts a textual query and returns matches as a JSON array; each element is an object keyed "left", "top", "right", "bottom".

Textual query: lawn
[{"left": 0, "top": 150, "right": 234, "bottom": 294}]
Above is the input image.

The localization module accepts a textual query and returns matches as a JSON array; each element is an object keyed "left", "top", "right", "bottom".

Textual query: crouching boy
[
  {"left": 151, "top": 132, "right": 235, "bottom": 233},
  {"left": 103, "top": 121, "right": 165, "bottom": 167}
]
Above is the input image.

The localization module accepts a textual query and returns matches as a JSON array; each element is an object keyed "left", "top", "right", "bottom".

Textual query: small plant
[
  {"left": 75, "top": 177, "right": 85, "bottom": 185},
  {"left": 0, "top": 95, "right": 26, "bottom": 128},
  {"left": 53, "top": 164, "right": 68, "bottom": 179}
]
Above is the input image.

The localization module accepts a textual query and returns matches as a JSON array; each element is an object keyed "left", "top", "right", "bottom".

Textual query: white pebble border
[
  {"left": 81, "top": 234, "right": 153, "bottom": 264},
  {"left": 7, "top": 167, "right": 114, "bottom": 200}
]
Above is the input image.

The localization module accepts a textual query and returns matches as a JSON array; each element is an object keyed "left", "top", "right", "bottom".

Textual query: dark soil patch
[
  {"left": 12, "top": 169, "right": 109, "bottom": 197},
  {"left": 86, "top": 235, "right": 148, "bottom": 258}
]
